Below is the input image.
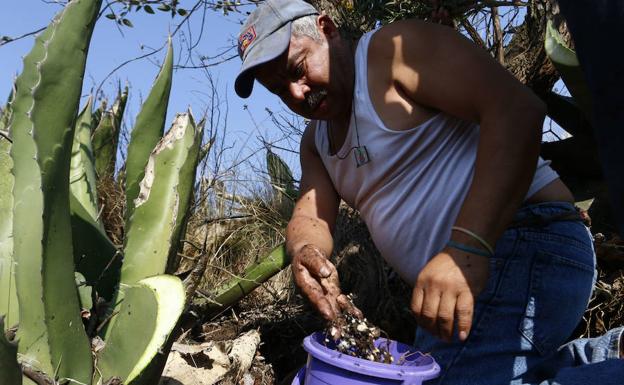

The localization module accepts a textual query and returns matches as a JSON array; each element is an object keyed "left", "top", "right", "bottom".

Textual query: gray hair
[{"left": 291, "top": 15, "right": 321, "bottom": 42}]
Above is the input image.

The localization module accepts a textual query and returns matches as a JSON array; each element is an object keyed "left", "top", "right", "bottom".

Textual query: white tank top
[{"left": 314, "top": 29, "right": 559, "bottom": 284}]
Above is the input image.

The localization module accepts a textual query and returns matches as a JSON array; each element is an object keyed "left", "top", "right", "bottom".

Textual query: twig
[
  {"left": 103, "top": 377, "right": 123, "bottom": 385},
  {"left": 21, "top": 364, "right": 55, "bottom": 385},
  {"left": 491, "top": 6, "right": 505, "bottom": 64},
  {"left": 95, "top": 310, "right": 119, "bottom": 335},
  {"left": 0, "top": 27, "right": 46, "bottom": 47},
  {"left": 0, "top": 129, "right": 11, "bottom": 143},
  {"left": 460, "top": 18, "right": 487, "bottom": 50}
]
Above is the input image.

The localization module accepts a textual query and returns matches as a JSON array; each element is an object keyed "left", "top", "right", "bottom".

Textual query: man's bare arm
[
  {"left": 287, "top": 123, "right": 352, "bottom": 321},
  {"left": 378, "top": 19, "right": 544, "bottom": 245},
  {"left": 287, "top": 123, "right": 339, "bottom": 257},
  {"left": 372, "top": 20, "right": 545, "bottom": 340}
]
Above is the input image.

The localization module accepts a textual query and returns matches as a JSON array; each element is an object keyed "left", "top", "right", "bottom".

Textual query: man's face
[{"left": 255, "top": 30, "right": 350, "bottom": 121}]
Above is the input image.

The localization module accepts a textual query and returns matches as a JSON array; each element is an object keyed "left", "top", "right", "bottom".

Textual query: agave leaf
[
  {"left": 102, "top": 112, "right": 197, "bottom": 339},
  {"left": 125, "top": 37, "right": 174, "bottom": 220},
  {"left": 70, "top": 96, "right": 101, "bottom": 225},
  {"left": 121, "top": 112, "right": 198, "bottom": 285},
  {"left": 92, "top": 85, "right": 128, "bottom": 177},
  {"left": 92, "top": 98, "right": 107, "bottom": 130},
  {"left": 166, "top": 111, "right": 203, "bottom": 273},
  {"left": 0, "top": 317, "right": 21, "bottom": 385},
  {"left": 544, "top": 91, "right": 593, "bottom": 138},
  {"left": 75, "top": 272, "right": 93, "bottom": 311},
  {"left": 70, "top": 193, "right": 121, "bottom": 301},
  {"left": 92, "top": 110, "right": 116, "bottom": 177},
  {"left": 0, "top": 135, "right": 17, "bottom": 330},
  {"left": 267, "top": 148, "right": 297, "bottom": 200},
  {"left": 202, "top": 244, "right": 290, "bottom": 318},
  {"left": 0, "top": 80, "right": 16, "bottom": 131},
  {"left": 9, "top": 0, "right": 100, "bottom": 380},
  {"left": 96, "top": 275, "right": 185, "bottom": 384},
  {"left": 545, "top": 20, "right": 592, "bottom": 119}
]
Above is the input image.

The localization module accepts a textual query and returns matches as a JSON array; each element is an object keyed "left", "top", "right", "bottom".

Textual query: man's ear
[{"left": 317, "top": 13, "right": 338, "bottom": 38}]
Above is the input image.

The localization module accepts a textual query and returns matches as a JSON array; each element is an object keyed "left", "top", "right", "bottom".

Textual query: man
[{"left": 234, "top": 0, "right": 624, "bottom": 384}]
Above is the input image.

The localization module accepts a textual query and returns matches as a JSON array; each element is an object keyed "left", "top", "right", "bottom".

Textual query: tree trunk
[{"left": 504, "top": 0, "right": 560, "bottom": 97}]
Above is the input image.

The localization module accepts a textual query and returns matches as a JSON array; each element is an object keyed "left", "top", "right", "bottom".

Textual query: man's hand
[
  {"left": 291, "top": 244, "right": 361, "bottom": 321},
  {"left": 411, "top": 248, "right": 489, "bottom": 342}
]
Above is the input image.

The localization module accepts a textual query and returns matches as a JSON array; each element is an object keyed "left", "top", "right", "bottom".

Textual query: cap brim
[{"left": 235, "top": 22, "right": 292, "bottom": 98}]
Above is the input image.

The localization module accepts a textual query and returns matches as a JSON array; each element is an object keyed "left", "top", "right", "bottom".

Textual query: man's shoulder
[
  {"left": 369, "top": 19, "right": 428, "bottom": 47},
  {"left": 366, "top": 19, "right": 433, "bottom": 69},
  {"left": 301, "top": 120, "right": 320, "bottom": 154}
]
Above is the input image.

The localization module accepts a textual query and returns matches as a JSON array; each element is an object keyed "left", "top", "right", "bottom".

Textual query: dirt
[{"left": 325, "top": 294, "right": 393, "bottom": 364}]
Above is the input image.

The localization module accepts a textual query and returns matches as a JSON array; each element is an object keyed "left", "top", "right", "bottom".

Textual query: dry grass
[
  {"left": 575, "top": 234, "right": 624, "bottom": 338},
  {"left": 96, "top": 173, "right": 126, "bottom": 246}
]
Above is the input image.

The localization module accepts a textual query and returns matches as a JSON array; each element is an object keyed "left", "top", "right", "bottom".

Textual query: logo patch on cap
[{"left": 238, "top": 25, "right": 256, "bottom": 58}]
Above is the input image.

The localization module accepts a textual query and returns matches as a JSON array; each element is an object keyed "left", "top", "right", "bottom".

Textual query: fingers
[
  {"left": 456, "top": 291, "right": 474, "bottom": 341},
  {"left": 298, "top": 246, "right": 334, "bottom": 279},
  {"left": 292, "top": 260, "right": 337, "bottom": 320},
  {"left": 412, "top": 286, "right": 474, "bottom": 341},
  {"left": 337, "top": 294, "right": 363, "bottom": 319},
  {"left": 414, "top": 287, "right": 442, "bottom": 335},
  {"left": 436, "top": 291, "right": 456, "bottom": 341},
  {"left": 292, "top": 245, "right": 344, "bottom": 321}
]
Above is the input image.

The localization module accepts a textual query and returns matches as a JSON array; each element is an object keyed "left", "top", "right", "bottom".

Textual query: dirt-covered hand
[
  {"left": 411, "top": 248, "right": 489, "bottom": 342},
  {"left": 291, "top": 244, "right": 361, "bottom": 321}
]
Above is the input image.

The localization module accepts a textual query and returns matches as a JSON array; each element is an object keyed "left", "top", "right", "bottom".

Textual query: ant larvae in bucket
[{"left": 323, "top": 293, "right": 394, "bottom": 364}]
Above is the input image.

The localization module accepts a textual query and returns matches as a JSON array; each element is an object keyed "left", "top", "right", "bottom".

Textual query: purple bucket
[{"left": 292, "top": 332, "right": 440, "bottom": 385}]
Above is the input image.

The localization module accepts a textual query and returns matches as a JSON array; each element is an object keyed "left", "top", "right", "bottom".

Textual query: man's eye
[{"left": 292, "top": 63, "right": 304, "bottom": 79}]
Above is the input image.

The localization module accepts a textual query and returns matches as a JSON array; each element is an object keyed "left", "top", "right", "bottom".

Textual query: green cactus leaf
[
  {"left": 125, "top": 37, "right": 174, "bottom": 220},
  {"left": 0, "top": 80, "right": 16, "bottom": 131},
  {"left": 75, "top": 272, "right": 93, "bottom": 311},
  {"left": 120, "top": 112, "right": 198, "bottom": 285},
  {"left": 0, "top": 136, "right": 18, "bottom": 331},
  {"left": 96, "top": 275, "right": 185, "bottom": 384},
  {"left": 92, "top": 110, "right": 116, "bottom": 177},
  {"left": 92, "top": 98, "right": 107, "bottom": 130},
  {"left": 267, "top": 148, "right": 297, "bottom": 200},
  {"left": 545, "top": 20, "right": 593, "bottom": 119},
  {"left": 70, "top": 192, "right": 121, "bottom": 301},
  {"left": 0, "top": 317, "right": 21, "bottom": 385},
  {"left": 70, "top": 96, "right": 101, "bottom": 225},
  {"left": 92, "top": 85, "right": 128, "bottom": 177},
  {"left": 203, "top": 244, "right": 290, "bottom": 317},
  {"left": 166, "top": 111, "right": 203, "bottom": 273},
  {"left": 544, "top": 91, "right": 593, "bottom": 138},
  {"left": 9, "top": 0, "right": 101, "bottom": 380}
]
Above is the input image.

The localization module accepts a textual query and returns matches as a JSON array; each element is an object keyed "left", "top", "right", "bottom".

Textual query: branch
[
  {"left": 454, "top": 0, "right": 528, "bottom": 15},
  {"left": 0, "top": 130, "right": 11, "bottom": 143},
  {"left": 460, "top": 19, "right": 487, "bottom": 50},
  {"left": 491, "top": 6, "right": 505, "bottom": 64},
  {"left": 0, "top": 27, "right": 46, "bottom": 47},
  {"left": 21, "top": 365, "right": 55, "bottom": 385},
  {"left": 95, "top": 45, "right": 165, "bottom": 100}
]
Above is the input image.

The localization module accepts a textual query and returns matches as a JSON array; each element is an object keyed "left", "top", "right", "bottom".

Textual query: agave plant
[
  {"left": 0, "top": 1, "right": 203, "bottom": 383},
  {"left": 0, "top": 1, "right": 300, "bottom": 383}
]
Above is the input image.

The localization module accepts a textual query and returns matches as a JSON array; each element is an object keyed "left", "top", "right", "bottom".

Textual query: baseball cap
[{"left": 235, "top": 0, "right": 319, "bottom": 98}]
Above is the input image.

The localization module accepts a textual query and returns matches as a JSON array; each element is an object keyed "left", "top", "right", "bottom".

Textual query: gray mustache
[{"left": 305, "top": 89, "right": 328, "bottom": 111}]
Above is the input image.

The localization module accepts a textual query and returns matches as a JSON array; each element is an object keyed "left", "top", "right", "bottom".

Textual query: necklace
[{"left": 326, "top": 96, "right": 370, "bottom": 167}]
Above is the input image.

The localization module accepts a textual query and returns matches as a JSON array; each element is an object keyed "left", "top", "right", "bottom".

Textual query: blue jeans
[{"left": 415, "top": 202, "right": 624, "bottom": 385}]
